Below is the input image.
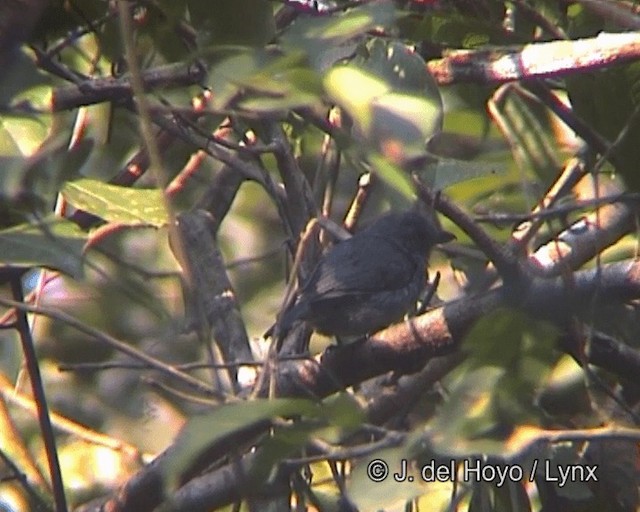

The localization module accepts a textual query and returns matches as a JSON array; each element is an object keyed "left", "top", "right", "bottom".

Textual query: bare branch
[{"left": 428, "top": 32, "right": 640, "bottom": 85}]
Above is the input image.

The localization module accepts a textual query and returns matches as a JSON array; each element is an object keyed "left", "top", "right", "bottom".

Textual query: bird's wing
[{"left": 306, "top": 236, "right": 420, "bottom": 298}]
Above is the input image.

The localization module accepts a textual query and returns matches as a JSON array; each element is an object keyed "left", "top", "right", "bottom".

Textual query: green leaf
[
  {"left": 427, "top": 366, "right": 506, "bottom": 456},
  {"left": 62, "top": 179, "right": 168, "bottom": 227},
  {"left": 425, "top": 309, "right": 559, "bottom": 457},
  {"left": 429, "top": 13, "right": 514, "bottom": 47},
  {"left": 0, "top": 115, "right": 50, "bottom": 158},
  {"left": 370, "top": 154, "right": 416, "bottom": 200},
  {"left": 566, "top": 61, "right": 640, "bottom": 191},
  {"left": 348, "top": 443, "right": 426, "bottom": 511},
  {"left": 190, "top": 0, "right": 275, "bottom": 46},
  {"left": 324, "top": 66, "right": 390, "bottom": 134},
  {"left": 281, "top": 1, "right": 396, "bottom": 68},
  {"left": 205, "top": 49, "right": 323, "bottom": 113},
  {"left": 0, "top": 50, "right": 52, "bottom": 157},
  {"left": 163, "top": 393, "right": 367, "bottom": 495},
  {"left": 164, "top": 398, "right": 323, "bottom": 491},
  {"left": 354, "top": 39, "right": 440, "bottom": 97},
  {"left": 490, "top": 85, "right": 560, "bottom": 184},
  {"left": 322, "top": 392, "right": 366, "bottom": 430},
  {"left": 136, "top": 1, "right": 192, "bottom": 62},
  {"left": 238, "top": 65, "right": 324, "bottom": 113},
  {"left": 461, "top": 308, "right": 559, "bottom": 429},
  {"left": 324, "top": 39, "right": 443, "bottom": 164},
  {"left": 420, "top": 158, "right": 508, "bottom": 190},
  {"left": 0, "top": 217, "right": 87, "bottom": 277}
]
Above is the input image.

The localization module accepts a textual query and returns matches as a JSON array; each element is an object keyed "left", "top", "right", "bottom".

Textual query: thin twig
[
  {"left": 0, "top": 297, "right": 216, "bottom": 396},
  {"left": 9, "top": 276, "right": 68, "bottom": 512},
  {"left": 0, "top": 373, "right": 142, "bottom": 459}
]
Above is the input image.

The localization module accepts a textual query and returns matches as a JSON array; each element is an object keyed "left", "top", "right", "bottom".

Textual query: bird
[{"left": 272, "top": 209, "right": 454, "bottom": 343}]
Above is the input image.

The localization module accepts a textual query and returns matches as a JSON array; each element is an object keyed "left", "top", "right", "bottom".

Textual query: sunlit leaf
[
  {"left": 0, "top": 50, "right": 52, "bottom": 157},
  {"left": 324, "top": 66, "right": 390, "bottom": 134},
  {"left": 62, "top": 179, "right": 169, "bottom": 227}
]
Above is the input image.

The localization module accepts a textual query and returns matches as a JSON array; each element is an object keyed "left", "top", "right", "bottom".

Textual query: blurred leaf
[
  {"left": 0, "top": 50, "right": 52, "bottom": 158},
  {"left": 325, "top": 38, "right": 442, "bottom": 164},
  {"left": 0, "top": 49, "right": 51, "bottom": 111},
  {"left": 428, "top": 366, "right": 506, "bottom": 456},
  {"left": 533, "top": 443, "right": 594, "bottom": 501},
  {"left": 370, "top": 154, "right": 416, "bottom": 200},
  {"left": 0, "top": 114, "right": 50, "bottom": 158},
  {"left": 537, "top": 355, "right": 591, "bottom": 419},
  {"left": 136, "top": 1, "right": 191, "bottom": 62},
  {"left": 567, "top": 62, "right": 640, "bottom": 192},
  {"left": 166, "top": 394, "right": 364, "bottom": 491},
  {"left": 461, "top": 309, "right": 559, "bottom": 424},
  {"left": 430, "top": 13, "right": 514, "bottom": 47},
  {"left": 400, "top": 11, "right": 517, "bottom": 49},
  {"left": 190, "top": 0, "right": 275, "bottom": 47},
  {"left": 425, "top": 309, "right": 559, "bottom": 457},
  {"left": 62, "top": 179, "right": 168, "bottom": 227},
  {"left": 0, "top": 217, "right": 86, "bottom": 277},
  {"left": 420, "top": 158, "right": 507, "bottom": 190},
  {"left": 462, "top": 309, "right": 558, "bottom": 372},
  {"left": 238, "top": 62, "right": 324, "bottom": 112},
  {"left": 324, "top": 65, "right": 390, "bottom": 133},
  {"left": 165, "top": 398, "right": 319, "bottom": 489},
  {"left": 29, "top": 0, "right": 106, "bottom": 43},
  {"left": 490, "top": 85, "right": 560, "bottom": 184},
  {"left": 370, "top": 92, "right": 441, "bottom": 158},
  {"left": 348, "top": 438, "right": 428, "bottom": 511},
  {"left": 285, "top": 2, "right": 394, "bottom": 43},
  {"left": 354, "top": 39, "right": 437, "bottom": 95},
  {"left": 205, "top": 49, "right": 323, "bottom": 113},
  {"left": 281, "top": 1, "right": 395, "bottom": 69},
  {"left": 565, "top": 6, "right": 640, "bottom": 191},
  {"left": 512, "top": 0, "right": 566, "bottom": 40},
  {"left": 251, "top": 422, "right": 321, "bottom": 484}
]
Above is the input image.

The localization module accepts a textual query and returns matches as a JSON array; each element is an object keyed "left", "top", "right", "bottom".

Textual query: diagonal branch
[{"left": 427, "top": 31, "right": 640, "bottom": 85}]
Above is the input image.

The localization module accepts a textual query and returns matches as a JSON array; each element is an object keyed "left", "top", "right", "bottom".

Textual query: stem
[{"left": 10, "top": 275, "right": 67, "bottom": 512}]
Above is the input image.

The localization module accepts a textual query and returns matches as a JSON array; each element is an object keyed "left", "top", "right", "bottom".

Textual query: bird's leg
[{"left": 415, "top": 270, "right": 442, "bottom": 316}]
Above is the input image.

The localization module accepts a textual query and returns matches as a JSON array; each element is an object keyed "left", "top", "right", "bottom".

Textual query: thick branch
[
  {"left": 50, "top": 62, "right": 206, "bottom": 111},
  {"left": 428, "top": 32, "right": 640, "bottom": 85},
  {"left": 177, "top": 211, "right": 254, "bottom": 376}
]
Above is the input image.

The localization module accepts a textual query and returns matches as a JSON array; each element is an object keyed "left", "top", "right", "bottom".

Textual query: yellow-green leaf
[{"left": 62, "top": 179, "right": 168, "bottom": 227}]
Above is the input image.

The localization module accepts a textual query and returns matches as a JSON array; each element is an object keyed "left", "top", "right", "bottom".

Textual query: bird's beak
[{"left": 438, "top": 230, "right": 456, "bottom": 244}]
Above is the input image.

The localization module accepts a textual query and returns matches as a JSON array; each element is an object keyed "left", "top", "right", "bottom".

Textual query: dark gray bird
[{"left": 274, "top": 209, "right": 454, "bottom": 341}]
